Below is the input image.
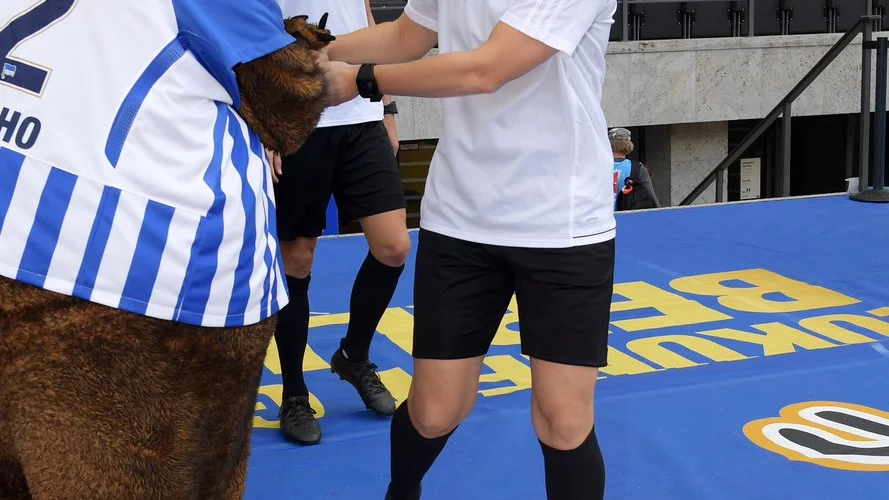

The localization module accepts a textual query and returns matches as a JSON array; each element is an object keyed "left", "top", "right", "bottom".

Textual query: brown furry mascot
[{"left": 0, "top": 9, "right": 333, "bottom": 500}]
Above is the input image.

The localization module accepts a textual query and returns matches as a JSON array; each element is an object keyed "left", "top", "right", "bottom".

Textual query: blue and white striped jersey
[{"left": 0, "top": 0, "right": 296, "bottom": 327}]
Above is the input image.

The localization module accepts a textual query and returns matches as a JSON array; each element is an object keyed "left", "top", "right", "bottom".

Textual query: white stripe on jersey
[
  {"left": 92, "top": 192, "right": 149, "bottom": 304},
  {"left": 143, "top": 209, "right": 201, "bottom": 320},
  {"left": 204, "top": 111, "right": 241, "bottom": 323},
  {"left": 0, "top": 158, "right": 50, "bottom": 276},
  {"left": 44, "top": 177, "right": 105, "bottom": 296},
  {"left": 0, "top": 103, "right": 289, "bottom": 327},
  {"left": 0, "top": 157, "right": 51, "bottom": 276},
  {"left": 263, "top": 150, "right": 288, "bottom": 319},
  {"left": 242, "top": 118, "right": 270, "bottom": 326},
  {"left": 0, "top": 0, "right": 295, "bottom": 328}
]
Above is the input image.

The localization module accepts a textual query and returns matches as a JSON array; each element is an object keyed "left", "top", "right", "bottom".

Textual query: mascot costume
[{"left": 0, "top": 1, "right": 334, "bottom": 498}]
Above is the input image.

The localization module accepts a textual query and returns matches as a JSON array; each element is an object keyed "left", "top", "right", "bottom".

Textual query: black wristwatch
[
  {"left": 383, "top": 101, "right": 398, "bottom": 115},
  {"left": 356, "top": 63, "right": 383, "bottom": 102}
]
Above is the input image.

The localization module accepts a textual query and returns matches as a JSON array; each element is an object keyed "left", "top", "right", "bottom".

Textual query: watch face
[
  {"left": 359, "top": 80, "right": 373, "bottom": 97},
  {"left": 357, "top": 65, "right": 375, "bottom": 98}
]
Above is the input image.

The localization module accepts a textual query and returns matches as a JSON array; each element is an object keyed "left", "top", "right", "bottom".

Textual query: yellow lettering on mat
[
  {"left": 670, "top": 269, "right": 860, "bottom": 314},
  {"left": 611, "top": 282, "right": 732, "bottom": 331}
]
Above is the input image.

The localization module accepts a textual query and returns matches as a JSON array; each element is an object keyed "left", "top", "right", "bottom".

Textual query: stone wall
[{"left": 394, "top": 32, "right": 888, "bottom": 140}]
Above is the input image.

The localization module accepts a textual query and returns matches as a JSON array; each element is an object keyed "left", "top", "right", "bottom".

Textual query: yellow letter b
[{"left": 670, "top": 269, "right": 859, "bottom": 314}]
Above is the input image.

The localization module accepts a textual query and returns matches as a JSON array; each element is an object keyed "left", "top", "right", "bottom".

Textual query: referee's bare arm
[
  {"left": 322, "top": 22, "right": 560, "bottom": 104},
  {"left": 375, "top": 22, "right": 559, "bottom": 97},
  {"left": 327, "top": 12, "right": 438, "bottom": 64}
]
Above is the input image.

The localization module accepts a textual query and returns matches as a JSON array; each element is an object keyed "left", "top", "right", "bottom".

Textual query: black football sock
[
  {"left": 539, "top": 425, "right": 606, "bottom": 500},
  {"left": 275, "top": 274, "right": 311, "bottom": 399},
  {"left": 386, "top": 401, "right": 455, "bottom": 499},
  {"left": 340, "top": 251, "right": 404, "bottom": 362}
]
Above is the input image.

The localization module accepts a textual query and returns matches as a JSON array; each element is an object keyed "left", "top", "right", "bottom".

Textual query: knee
[
  {"left": 370, "top": 235, "right": 411, "bottom": 268},
  {"left": 407, "top": 397, "right": 470, "bottom": 439},
  {"left": 533, "top": 401, "right": 594, "bottom": 450},
  {"left": 281, "top": 240, "right": 316, "bottom": 278}
]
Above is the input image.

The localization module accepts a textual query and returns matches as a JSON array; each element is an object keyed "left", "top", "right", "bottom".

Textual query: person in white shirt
[
  {"left": 320, "top": 1, "right": 617, "bottom": 498},
  {"left": 271, "top": 0, "right": 410, "bottom": 447}
]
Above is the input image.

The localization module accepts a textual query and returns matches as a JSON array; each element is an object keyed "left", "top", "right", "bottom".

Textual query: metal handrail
[{"left": 679, "top": 15, "right": 881, "bottom": 205}]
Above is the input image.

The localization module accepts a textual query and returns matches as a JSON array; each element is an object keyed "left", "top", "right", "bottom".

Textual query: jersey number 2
[{"left": 0, "top": 0, "right": 77, "bottom": 96}]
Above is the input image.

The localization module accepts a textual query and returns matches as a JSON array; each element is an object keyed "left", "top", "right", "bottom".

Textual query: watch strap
[{"left": 356, "top": 63, "right": 383, "bottom": 103}]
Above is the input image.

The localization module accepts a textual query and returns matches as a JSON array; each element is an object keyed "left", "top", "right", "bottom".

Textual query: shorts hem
[
  {"left": 411, "top": 349, "right": 491, "bottom": 360},
  {"left": 339, "top": 194, "right": 407, "bottom": 223},
  {"left": 520, "top": 349, "right": 609, "bottom": 369},
  {"left": 276, "top": 229, "right": 324, "bottom": 241}
]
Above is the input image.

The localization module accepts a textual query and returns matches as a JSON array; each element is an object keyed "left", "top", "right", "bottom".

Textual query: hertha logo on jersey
[
  {"left": 1, "top": 63, "right": 16, "bottom": 79},
  {"left": 744, "top": 401, "right": 889, "bottom": 472}
]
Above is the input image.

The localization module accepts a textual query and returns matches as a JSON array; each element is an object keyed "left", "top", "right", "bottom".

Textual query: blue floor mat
[{"left": 245, "top": 195, "right": 889, "bottom": 499}]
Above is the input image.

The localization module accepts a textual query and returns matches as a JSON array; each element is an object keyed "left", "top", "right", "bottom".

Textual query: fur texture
[
  {"left": 237, "top": 14, "right": 335, "bottom": 156},
  {"left": 0, "top": 277, "right": 274, "bottom": 499}
]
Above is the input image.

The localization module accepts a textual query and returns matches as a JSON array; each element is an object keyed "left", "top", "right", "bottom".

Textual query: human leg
[
  {"left": 272, "top": 126, "right": 338, "bottom": 445},
  {"left": 341, "top": 208, "right": 410, "bottom": 362},
  {"left": 510, "top": 238, "right": 616, "bottom": 500},
  {"left": 274, "top": 238, "right": 323, "bottom": 445},
  {"left": 327, "top": 121, "right": 410, "bottom": 415},
  {"left": 531, "top": 359, "right": 605, "bottom": 500},
  {"left": 386, "top": 229, "right": 515, "bottom": 499}
]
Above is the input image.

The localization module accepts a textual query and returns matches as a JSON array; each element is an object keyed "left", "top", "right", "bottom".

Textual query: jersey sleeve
[
  {"left": 173, "top": 0, "right": 294, "bottom": 70},
  {"left": 499, "top": 0, "right": 607, "bottom": 55},
  {"left": 404, "top": 0, "right": 439, "bottom": 32}
]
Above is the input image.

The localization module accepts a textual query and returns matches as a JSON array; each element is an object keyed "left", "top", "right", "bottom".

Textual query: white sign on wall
[{"left": 739, "top": 158, "right": 761, "bottom": 200}]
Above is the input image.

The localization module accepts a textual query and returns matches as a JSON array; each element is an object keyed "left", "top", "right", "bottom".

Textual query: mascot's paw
[
  {"left": 285, "top": 12, "right": 336, "bottom": 51},
  {"left": 234, "top": 13, "right": 335, "bottom": 156}
]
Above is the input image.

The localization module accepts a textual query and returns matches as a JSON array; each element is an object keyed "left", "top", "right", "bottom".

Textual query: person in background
[
  {"left": 271, "top": 0, "right": 410, "bottom": 447},
  {"left": 610, "top": 127, "right": 659, "bottom": 210}
]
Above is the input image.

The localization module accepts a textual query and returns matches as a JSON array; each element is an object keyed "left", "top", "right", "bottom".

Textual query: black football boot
[
  {"left": 278, "top": 395, "right": 321, "bottom": 446},
  {"left": 330, "top": 348, "right": 397, "bottom": 416}
]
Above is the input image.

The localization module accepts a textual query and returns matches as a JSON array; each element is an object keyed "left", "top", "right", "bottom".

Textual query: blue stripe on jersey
[
  {"left": 249, "top": 131, "right": 274, "bottom": 320},
  {"left": 224, "top": 110, "right": 257, "bottom": 326},
  {"left": 268, "top": 216, "right": 281, "bottom": 317},
  {"left": 266, "top": 154, "right": 286, "bottom": 312},
  {"left": 105, "top": 37, "right": 187, "bottom": 167},
  {"left": 262, "top": 143, "right": 285, "bottom": 313},
  {"left": 16, "top": 167, "right": 77, "bottom": 287},
  {"left": 72, "top": 186, "right": 121, "bottom": 301},
  {"left": 173, "top": 102, "right": 228, "bottom": 325},
  {"left": 118, "top": 201, "right": 176, "bottom": 314},
  {"left": 0, "top": 148, "right": 25, "bottom": 234}
]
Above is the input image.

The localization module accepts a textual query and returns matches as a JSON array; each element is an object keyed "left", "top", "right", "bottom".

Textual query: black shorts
[
  {"left": 412, "top": 229, "right": 615, "bottom": 367},
  {"left": 273, "top": 121, "right": 406, "bottom": 240}
]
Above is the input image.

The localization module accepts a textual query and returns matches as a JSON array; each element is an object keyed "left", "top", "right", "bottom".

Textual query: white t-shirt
[
  {"left": 405, "top": 0, "right": 617, "bottom": 248},
  {"left": 277, "top": 0, "right": 384, "bottom": 127},
  {"left": 0, "top": 0, "right": 293, "bottom": 327}
]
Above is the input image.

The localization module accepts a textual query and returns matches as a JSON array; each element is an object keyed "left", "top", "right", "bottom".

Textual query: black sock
[
  {"left": 387, "top": 401, "right": 455, "bottom": 499},
  {"left": 539, "top": 426, "right": 606, "bottom": 500},
  {"left": 275, "top": 274, "right": 311, "bottom": 399},
  {"left": 341, "top": 251, "right": 404, "bottom": 362}
]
